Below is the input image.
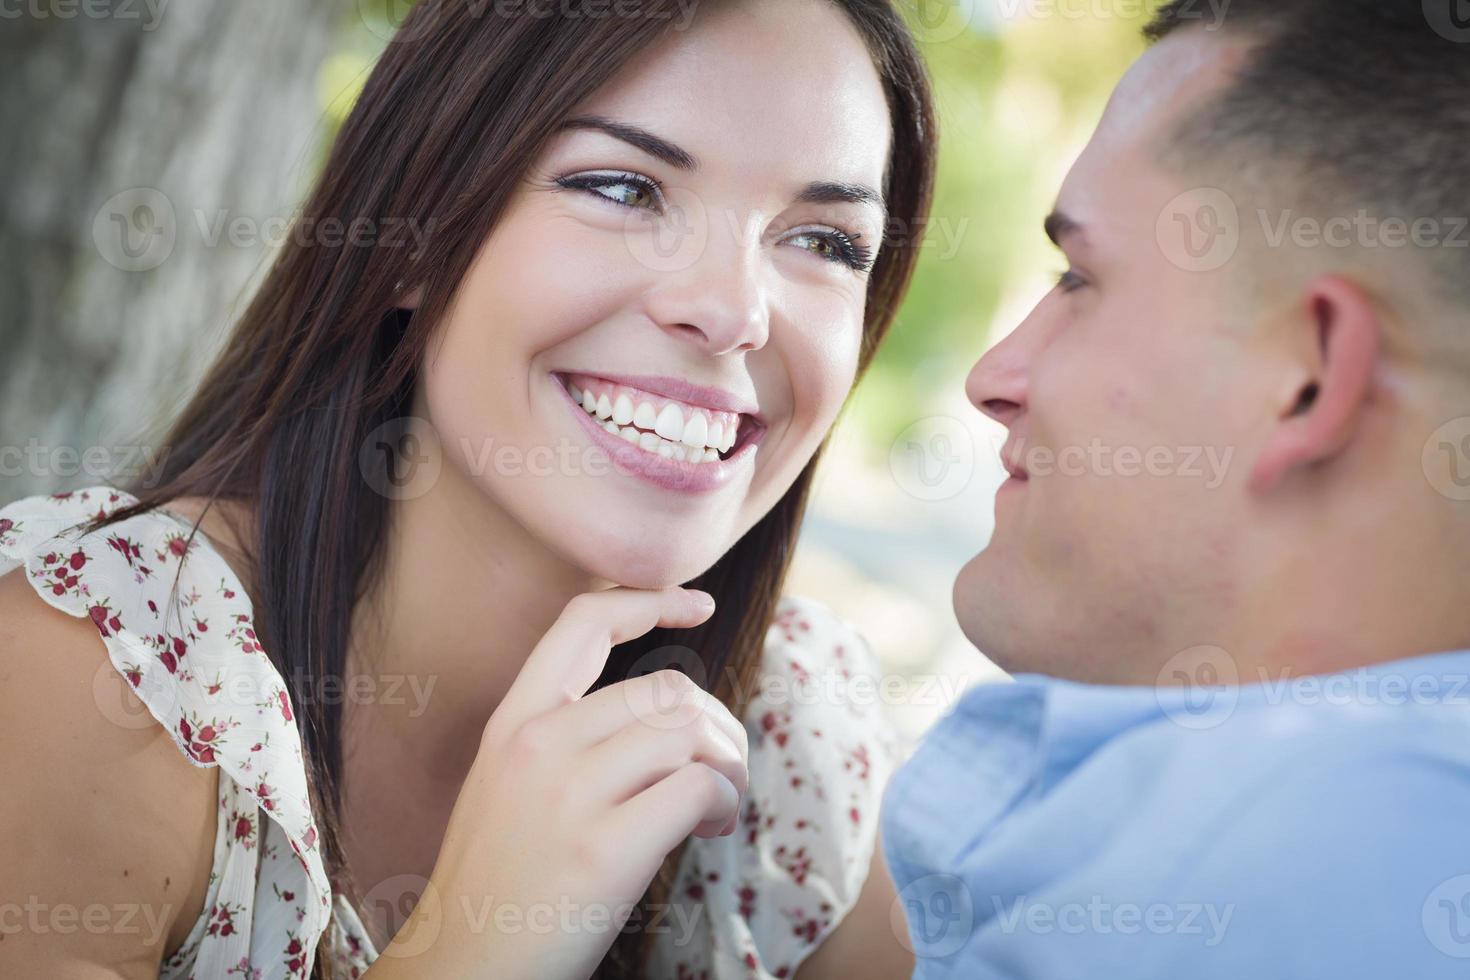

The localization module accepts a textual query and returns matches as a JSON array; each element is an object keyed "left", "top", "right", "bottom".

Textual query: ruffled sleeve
[
  {"left": 648, "top": 594, "right": 901, "bottom": 980},
  {"left": 0, "top": 485, "right": 345, "bottom": 979}
]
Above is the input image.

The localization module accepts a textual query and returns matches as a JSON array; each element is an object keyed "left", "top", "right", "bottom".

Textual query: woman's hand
[{"left": 370, "top": 587, "right": 748, "bottom": 980}]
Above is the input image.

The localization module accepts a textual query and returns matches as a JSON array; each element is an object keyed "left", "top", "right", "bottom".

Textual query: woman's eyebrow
[
  {"left": 797, "top": 180, "right": 887, "bottom": 221},
  {"left": 559, "top": 115, "right": 887, "bottom": 220},
  {"left": 560, "top": 115, "right": 698, "bottom": 170}
]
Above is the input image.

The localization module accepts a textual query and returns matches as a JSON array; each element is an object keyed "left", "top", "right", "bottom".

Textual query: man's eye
[
  {"left": 1055, "top": 269, "right": 1087, "bottom": 293},
  {"left": 555, "top": 172, "right": 662, "bottom": 211}
]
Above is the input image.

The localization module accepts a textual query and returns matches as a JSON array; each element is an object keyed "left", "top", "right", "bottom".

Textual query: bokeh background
[{"left": 0, "top": 0, "right": 1151, "bottom": 752}]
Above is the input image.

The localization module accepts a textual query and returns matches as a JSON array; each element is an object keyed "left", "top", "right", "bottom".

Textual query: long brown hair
[{"left": 80, "top": 1, "right": 935, "bottom": 975}]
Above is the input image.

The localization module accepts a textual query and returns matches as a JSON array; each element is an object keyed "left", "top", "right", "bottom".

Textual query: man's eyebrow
[
  {"left": 559, "top": 115, "right": 698, "bottom": 170},
  {"left": 1044, "top": 209, "right": 1083, "bottom": 247},
  {"left": 796, "top": 180, "right": 888, "bottom": 221}
]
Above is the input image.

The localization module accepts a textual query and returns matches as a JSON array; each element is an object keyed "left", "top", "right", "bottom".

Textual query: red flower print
[
  {"left": 738, "top": 884, "right": 758, "bottom": 921},
  {"left": 278, "top": 689, "right": 293, "bottom": 722},
  {"left": 775, "top": 844, "right": 812, "bottom": 885},
  {"left": 0, "top": 518, "right": 12, "bottom": 534}
]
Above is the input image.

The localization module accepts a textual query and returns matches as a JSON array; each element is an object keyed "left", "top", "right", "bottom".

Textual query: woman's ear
[{"left": 1248, "top": 274, "right": 1381, "bottom": 494}]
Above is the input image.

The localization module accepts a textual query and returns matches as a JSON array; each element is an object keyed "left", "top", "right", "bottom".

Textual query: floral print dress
[{"left": 0, "top": 485, "right": 899, "bottom": 980}]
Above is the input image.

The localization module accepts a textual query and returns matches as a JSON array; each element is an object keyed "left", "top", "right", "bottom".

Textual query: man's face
[{"left": 954, "top": 29, "right": 1276, "bottom": 684}]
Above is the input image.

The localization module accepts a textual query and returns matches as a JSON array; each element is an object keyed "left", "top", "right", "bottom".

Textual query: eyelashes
[
  {"left": 553, "top": 170, "right": 876, "bottom": 274},
  {"left": 786, "top": 227, "right": 875, "bottom": 273},
  {"left": 554, "top": 170, "right": 662, "bottom": 210}
]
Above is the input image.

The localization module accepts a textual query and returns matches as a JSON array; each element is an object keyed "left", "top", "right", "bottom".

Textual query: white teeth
[
  {"left": 681, "top": 413, "right": 707, "bottom": 450},
  {"left": 654, "top": 404, "right": 684, "bottom": 442},
  {"left": 612, "top": 394, "right": 634, "bottom": 426},
  {"left": 571, "top": 380, "right": 743, "bottom": 466}
]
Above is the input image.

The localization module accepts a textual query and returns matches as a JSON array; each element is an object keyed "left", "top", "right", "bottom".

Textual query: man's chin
[
  {"left": 951, "top": 550, "right": 1017, "bottom": 664},
  {"left": 952, "top": 549, "right": 1067, "bottom": 679}
]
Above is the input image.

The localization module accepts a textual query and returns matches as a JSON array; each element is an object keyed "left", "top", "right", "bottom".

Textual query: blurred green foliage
[{"left": 851, "top": 9, "right": 1146, "bottom": 447}]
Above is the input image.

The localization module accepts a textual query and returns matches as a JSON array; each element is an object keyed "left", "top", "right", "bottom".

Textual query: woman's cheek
[{"left": 782, "top": 312, "right": 864, "bottom": 452}]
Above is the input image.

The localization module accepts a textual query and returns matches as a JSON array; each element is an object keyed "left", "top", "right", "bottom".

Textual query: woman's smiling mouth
[{"left": 553, "top": 371, "right": 766, "bottom": 492}]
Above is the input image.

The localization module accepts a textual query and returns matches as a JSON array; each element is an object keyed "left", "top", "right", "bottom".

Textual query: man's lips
[{"left": 1000, "top": 439, "right": 1030, "bottom": 481}]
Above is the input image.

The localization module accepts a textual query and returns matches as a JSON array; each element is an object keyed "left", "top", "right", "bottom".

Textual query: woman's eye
[
  {"left": 555, "top": 172, "right": 662, "bottom": 211},
  {"left": 787, "top": 228, "right": 875, "bottom": 274}
]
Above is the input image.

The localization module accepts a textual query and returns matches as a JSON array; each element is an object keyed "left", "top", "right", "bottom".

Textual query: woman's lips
[{"left": 553, "top": 374, "right": 764, "bottom": 493}]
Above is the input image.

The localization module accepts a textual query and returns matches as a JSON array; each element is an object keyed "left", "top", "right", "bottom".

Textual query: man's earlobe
[{"left": 1248, "top": 276, "right": 1380, "bottom": 494}]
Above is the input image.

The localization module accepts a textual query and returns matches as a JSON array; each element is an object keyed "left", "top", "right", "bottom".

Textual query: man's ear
[{"left": 1248, "top": 275, "right": 1381, "bottom": 494}]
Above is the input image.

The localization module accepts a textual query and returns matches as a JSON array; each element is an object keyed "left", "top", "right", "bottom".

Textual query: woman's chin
[{"left": 574, "top": 540, "right": 722, "bottom": 592}]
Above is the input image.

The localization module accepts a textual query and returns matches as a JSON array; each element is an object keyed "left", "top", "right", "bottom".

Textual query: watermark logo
[
  {"left": 0, "top": 0, "right": 169, "bottom": 30},
  {"left": 360, "top": 416, "right": 444, "bottom": 500},
  {"left": 93, "top": 187, "right": 176, "bottom": 272},
  {"left": 92, "top": 655, "right": 182, "bottom": 731},
  {"left": 1423, "top": 874, "right": 1470, "bottom": 957},
  {"left": 363, "top": 874, "right": 441, "bottom": 957},
  {"left": 357, "top": 0, "right": 435, "bottom": 43},
  {"left": 622, "top": 646, "right": 713, "bottom": 732},
  {"left": 895, "top": 0, "right": 975, "bottom": 43},
  {"left": 892, "top": 873, "right": 975, "bottom": 958},
  {"left": 1424, "top": 0, "right": 1470, "bottom": 42},
  {"left": 622, "top": 185, "right": 709, "bottom": 273},
  {"left": 1156, "top": 644, "right": 1239, "bottom": 729},
  {"left": 1157, "top": 187, "right": 1239, "bottom": 273},
  {"left": 889, "top": 416, "right": 975, "bottom": 502},
  {"left": 1423, "top": 416, "right": 1470, "bottom": 502}
]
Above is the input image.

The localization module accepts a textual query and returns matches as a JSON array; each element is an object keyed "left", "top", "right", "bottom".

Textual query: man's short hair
[{"left": 1144, "top": 1, "right": 1470, "bottom": 304}]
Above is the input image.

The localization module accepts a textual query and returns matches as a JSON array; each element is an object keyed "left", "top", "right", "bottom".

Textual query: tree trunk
[{"left": 0, "top": 0, "right": 350, "bottom": 499}]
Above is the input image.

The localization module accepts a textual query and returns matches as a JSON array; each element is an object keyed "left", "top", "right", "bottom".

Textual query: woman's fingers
[
  {"left": 546, "top": 667, "right": 751, "bottom": 764},
  {"left": 605, "top": 762, "right": 743, "bottom": 864},
  {"left": 486, "top": 587, "right": 715, "bottom": 742},
  {"left": 574, "top": 706, "right": 749, "bottom": 811}
]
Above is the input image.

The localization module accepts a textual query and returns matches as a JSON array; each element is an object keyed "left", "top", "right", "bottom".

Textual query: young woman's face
[{"left": 416, "top": 0, "right": 894, "bottom": 586}]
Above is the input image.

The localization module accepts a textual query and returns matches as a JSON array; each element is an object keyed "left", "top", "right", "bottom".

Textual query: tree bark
[{"left": 0, "top": 0, "right": 351, "bottom": 499}]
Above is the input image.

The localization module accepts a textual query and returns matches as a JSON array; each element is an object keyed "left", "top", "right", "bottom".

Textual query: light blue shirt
[{"left": 880, "top": 649, "right": 1470, "bottom": 978}]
